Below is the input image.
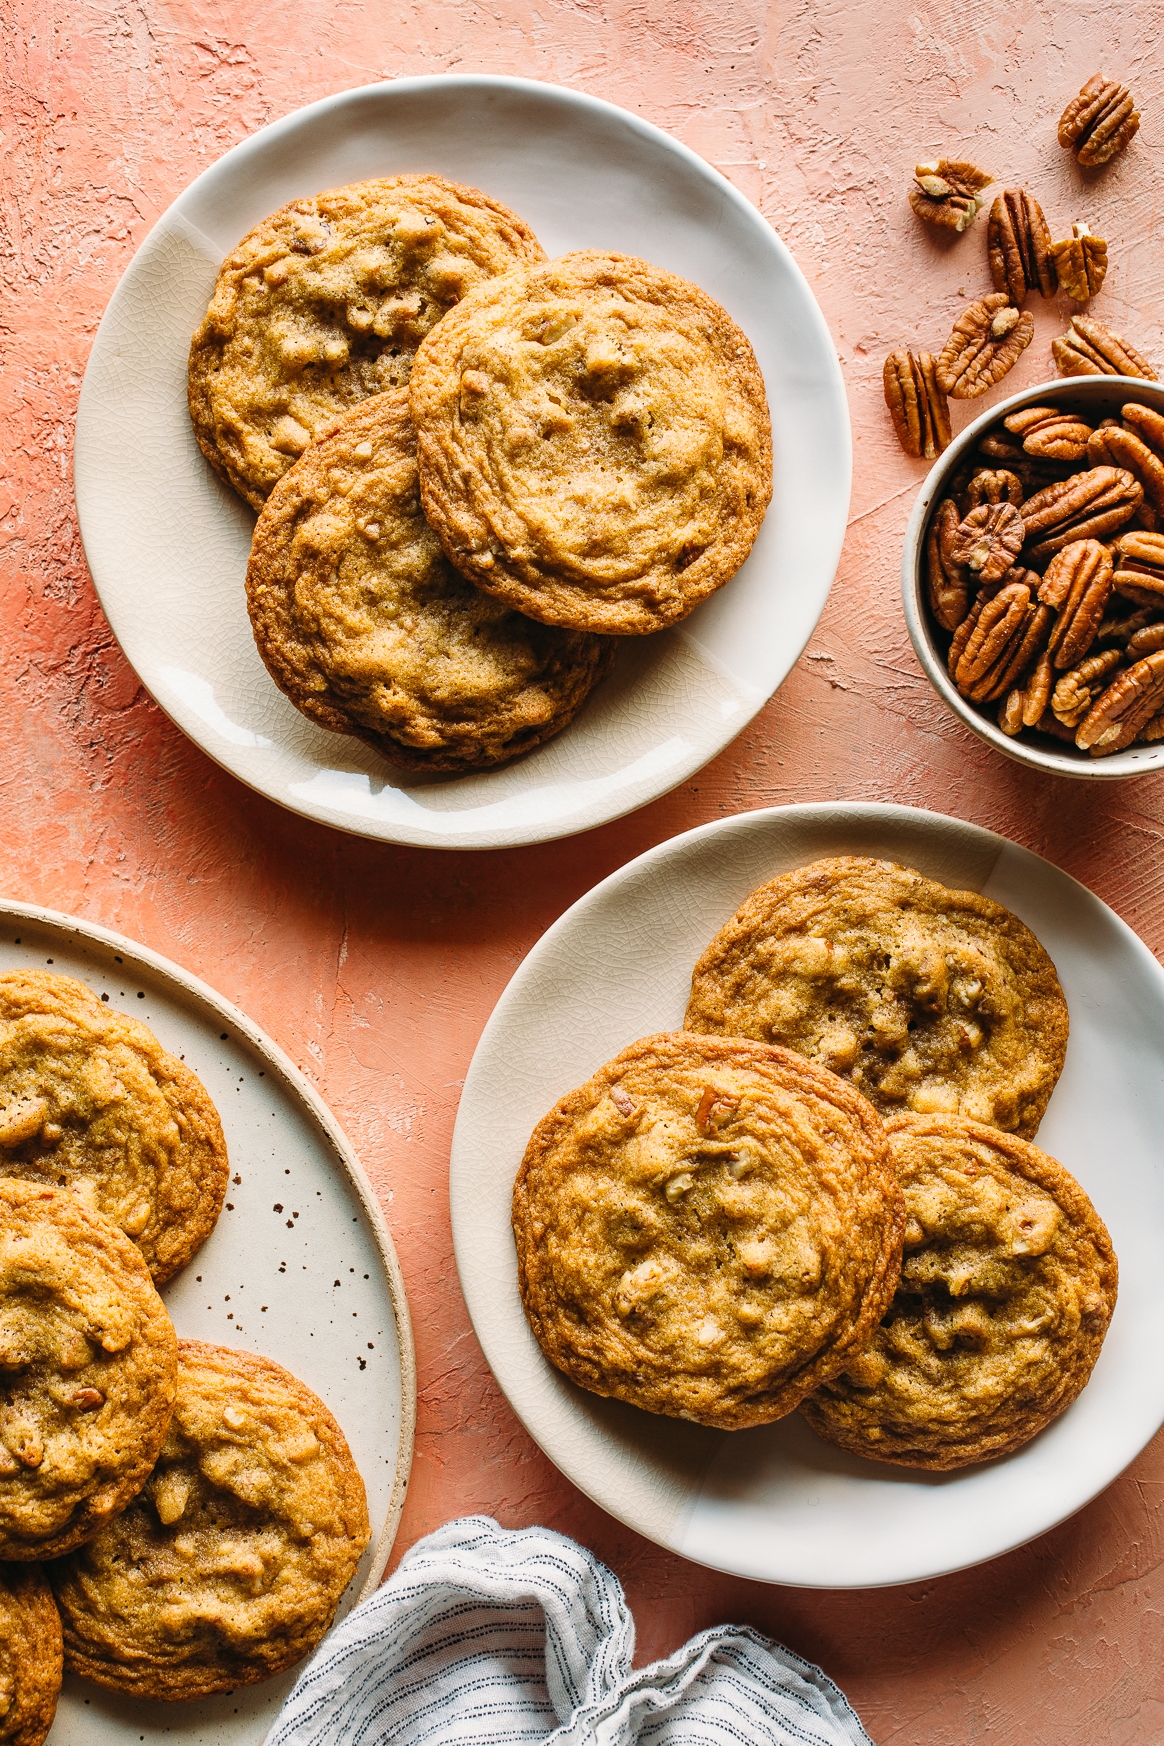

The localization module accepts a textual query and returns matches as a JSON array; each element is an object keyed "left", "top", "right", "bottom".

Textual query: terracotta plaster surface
[{"left": 4, "top": 3, "right": 1164, "bottom": 1741}]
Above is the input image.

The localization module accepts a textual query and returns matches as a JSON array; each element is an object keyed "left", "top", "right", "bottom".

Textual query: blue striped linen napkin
[{"left": 269, "top": 1515, "right": 873, "bottom": 1745}]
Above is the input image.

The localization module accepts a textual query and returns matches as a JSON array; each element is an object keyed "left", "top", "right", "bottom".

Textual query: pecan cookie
[
  {"left": 0, "top": 970, "right": 228, "bottom": 1284},
  {"left": 684, "top": 858, "right": 1068, "bottom": 1139},
  {"left": 247, "top": 390, "right": 614, "bottom": 772},
  {"left": 188, "top": 175, "right": 545, "bottom": 510},
  {"left": 0, "top": 1564, "right": 61, "bottom": 1746},
  {"left": 512, "top": 1033, "right": 904, "bottom": 1430},
  {"left": 0, "top": 1181, "right": 177, "bottom": 1560},
  {"left": 410, "top": 251, "right": 772, "bottom": 635},
  {"left": 49, "top": 1341, "right": 370, "bottom": 1700},
  {"left": 800, "top": 1114, "right": 1117, "bottom": 1468}
]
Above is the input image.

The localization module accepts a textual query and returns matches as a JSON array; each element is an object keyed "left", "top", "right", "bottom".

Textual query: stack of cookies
[
  {"left": 0, "top": 971, "right": 369, "bottom": 1742},
  {"left": 512, "top": 858, "right": 1117, "bottom": 1469},
  {"left": 188, "top": 175, "right": 773, "bottom": 773}
]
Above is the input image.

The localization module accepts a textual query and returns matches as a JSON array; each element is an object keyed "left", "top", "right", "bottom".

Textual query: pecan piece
[
  {"left": 1086, "top": 425, "right": 1164, "bottom": 510},
  {"left": 884, "top": 350, "right": 951, "bottom": 458},
  {"left": 909, "top": 159, "right": 993, "bottom": 232},
  {"left": 1097, "top": 603, "right": 1162, "bottom": 644},
  {"left": 1021, "top": 466, "right": 1142, "bottom": 564},
  {"left": 1053, "top": 316, "right": 1158, "bottom": 381},
  {"left": 1058, "top": 74, "right": 1141, "bottom": 168},
  {"left": 965, "top": 468, "right": 1024, "bottom": 509},
  {"left": 1077, "top": 650, "right": 1164, "bottom": 753},
  {"left": 1120, "top": 402, "right": 1164, "bottom": 460},
  {"left": 1048, "top": 223, "right": 1108, "bottom": 301},
  {"left": 953, "top": 580, "right": 1031, "bottom": 689},
  {"left": 1112, "top": 530, "right": 1164, "bottom": 606},
  {"left": 977, "top": 432, "right": 1026, "bottom": 464},
  {"left": 1128, "top": 622, "right": 1164, "bottom": 658},
  {"left": 1138, "top": 710, "right": 1164, "bottom": 743},
  {"left": 999, "top": 688, "right": 1025, "bottom": 735},
  {"left": 938, "top": 294, "right": 1034, "bottom": 399},
  {"left": 1040, "top": 540, "right": 1114, "bottom": 667},
  {"left": 1004, "top": 405, "right": 1093, "bottom": 462},
  {"left": 951, "top": 502, "right": 1025, "bottom": 582},
  {"left": 1021, "top": 650, "right": 1055, "bottom": 726},
  {"left": 987, "top": 189, "right": 1056, "bottom": 302},
  {"left": 1051, "top": 647, "right": 1125, "bottom": 725},
  {"left": 925, "top": 499, "right": 971, "bottom": 631}
]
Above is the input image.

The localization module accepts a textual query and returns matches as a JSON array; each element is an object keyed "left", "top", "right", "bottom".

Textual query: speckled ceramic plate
[
  {"left": 0, "top": 901, "right": 415, "bottom": 1745},
  {"left": 74, "top": 74, "right": 850, "bottom": 852},
  {"left": 451, "top": 802, "right": 1164, "bottom": 1588}
]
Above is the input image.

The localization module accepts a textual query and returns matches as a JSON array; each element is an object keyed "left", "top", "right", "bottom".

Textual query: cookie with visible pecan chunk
[
  {"left": 48, "top": 1341, "right": 370, "bottom": 1700},
  {"left": 0, "top": 1564, "right": 61, "bottom": 1746},
  {"left": 188, "top": 175, "right": 546, "bottom": 510},
  {"left": 684, "top": 858, "right": 1068, "bottom": 1139},
  {"left": 799, "top": 1114, "right": 1117, "bottom": 1468},
  {"left": 512, "top": 1032, "right": 904, "bottom": 1430}
]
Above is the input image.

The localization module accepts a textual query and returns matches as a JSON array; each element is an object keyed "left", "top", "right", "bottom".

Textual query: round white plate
[
  {"left": 0, "top": 904, "right": 415, "bottom": 1744},
  {"left": 74, "top": 75, "right": 850, "bottom": 852},
  {"left": 451, "top": 803, "right": 1164, "bottom": 1588}
]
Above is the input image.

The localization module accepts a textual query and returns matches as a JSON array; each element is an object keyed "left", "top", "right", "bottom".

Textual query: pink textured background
[{"left": 4, "top": 4, "right": 1164, "bottom": 1740}]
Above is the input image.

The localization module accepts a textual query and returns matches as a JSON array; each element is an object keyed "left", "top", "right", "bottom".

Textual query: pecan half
[
  {"left": 1077, "top": 650, "right": 1164, "bottom": 753},
  {"left": 1040, "top": 540, "right": 1114, "bottom": 667},
  {"left": 977, "top": 432, "right": 1026, "bottom": 463},
  {"left": 987, "top": 190, "right": 1056, "bottom": 302},
  {"left": 925, "top": 499, "right": 971, "bottom": 631},
  {"left": 1051, "top": 647, "right": 1125, "bottom": 725},
  {"left": 965, "top": 468, "right": 1024, "bottom": 509},
  {"left": 1058, "top": 74, "right": 1141, "bottom": 167},
  {"left": 1053, "top": 316, "right": 1158, "bottom": 382},
  {"left": 1112, "top": 530, "right": 1164, "bottom": 606},
  {"left": 1086, "top": 425, "right": 1164, "bottom": 509},
  {"left": 1021, "top": 466, "right": 1142, "bottom": 564},
  {"left": 909, "top": 159, "right": 993, "bottom": 231},
  {"left": 1021, "top": 650, "right": 1055, "bottom": 726},
  {"left": 1138, "top": 710, "right": 1164, "bottom": 743},
  {"left": 1048, "top": 223, "right": 1108, "bottom": 301},
  {"left": 884, "top": 350, "right": 952, "bottom": 458},
  {"left": 966, "top": 600, "right": 1052, "bottom": 701},
  {"left": 1004, "top": 405, "right": 1093, "bottom": 461},
  {"left": 1120, "top": 402, "right": 1164, "bottom": 461},
  {"left": 948, "top": 596, "right": 985, "bottom": 677},
  {"left": 953, "top": 580, "right": 1031, "bottom": 690},
  {"left": 1128, "top": 622, "right": 1164, "bottom": 658},
  {"left": 951, "top": 502, "right": 1025, "bottom": 582},
  {"left": 999, "top": 688, "right": 1025, "bottom": 735},
  {"left": 937, "top": 294, "right": 1035, "bottom": 399}
]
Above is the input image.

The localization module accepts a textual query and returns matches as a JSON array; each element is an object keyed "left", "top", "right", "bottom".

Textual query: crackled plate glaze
[
  {"left": 74, "top": 75, "right": 850, "bottom": 851},
  {"left": 0, "top": 902, "right": 415, "bottom": 1745},
  {"left": 451, "top": 802, "right": 1164, "bottom": 1587}
]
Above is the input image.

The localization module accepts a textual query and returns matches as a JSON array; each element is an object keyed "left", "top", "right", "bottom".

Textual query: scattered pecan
[
  {"left": 884, "top": 350, "right": 952, "bottom": 458},
  {"left": 1120, "top": 402, "right": 1164, "bottom": 460},
  {"left": 999, "top": 688, "right": 1025, "bottom": 735},
  {"left": 1112, "top": 530, "right": 1164, "bottom": 605},
  {"left": 1051, "top": 647, "right": 1125, "bottom": 725},
  {"left": 1058, "top": 74, "right": 1141, "bottom": 168},
  {"left": 1086, "top": 425, "right": 1164, "bottom": 510},
  {"left": 1076, "top": 650, "right": 1164, "bottom": 753},
  {"left": 1004, "top": 405, "right": 1093, "bottom": 461},
  {"left": 909, "top": 159, "right": 993, "bottom": 231},
  {"left": 1048, "top": 223, "right": 1108, "bottom": 301},
  {"left": 938, "top": 294, "right": 1034, "bottom": 399},
  {"left": 1021, "top": 466, "right": 1142, "bottom": 563},
  {"left": 965, "top": 468, "right": 1024, "bottom": 509},
  {"left": 987, "top": 189, "right": 1056, "bottom": 302},
  {"left": 1052, "top": 316, "right": 1158, "bottom": 381},
  {"left": 1021, "top": 650, "right": 1055, "bottom": 726},
  {"left": 953, "top": 580, "right": 1032, "bottom": 689},
  {"left": 925, "top": 499, "right": 971, "bottom": 631},
  {"left": 951, "top": 502, "right": 1025, "bottom": 581},
  {"left": 1040, "top": 540, "right": 1114, "bottom": 667}
]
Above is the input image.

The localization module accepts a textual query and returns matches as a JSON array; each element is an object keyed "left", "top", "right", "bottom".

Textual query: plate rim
[
  {"left": 450, "top": 798, "right": 1164, "bottom": 1587},
  {"left": 0, "top": 895, "right": 416, "bottom": 1602},
  {"left": 74, "top": 72, "right": 851, "bottom": 852}
]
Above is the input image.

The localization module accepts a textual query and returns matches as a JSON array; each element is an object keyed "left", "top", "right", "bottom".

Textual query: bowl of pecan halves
[{"left": 903, "top": 375, "right": 1164, "bottom": 777}]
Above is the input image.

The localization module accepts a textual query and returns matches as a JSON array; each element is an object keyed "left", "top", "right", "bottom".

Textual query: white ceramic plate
[
  {"left": 74, "top": 75, "right": 850, "bottom": 852},
  {"left": 451, "top": 802, "right": 1164, "bottom": 1588},
  {"left": 0, "top": 903, "right": 415, "bottom": 1745}
]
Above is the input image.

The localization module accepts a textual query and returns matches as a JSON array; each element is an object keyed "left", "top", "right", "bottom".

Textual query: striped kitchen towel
[{"left": 269, "top": 1515, "right": 873, "bottom": 1745}]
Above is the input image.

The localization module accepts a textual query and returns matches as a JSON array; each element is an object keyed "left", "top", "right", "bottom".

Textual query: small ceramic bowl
[{"left": 901, "top": 374, "right": 1164, "bottom": 780}]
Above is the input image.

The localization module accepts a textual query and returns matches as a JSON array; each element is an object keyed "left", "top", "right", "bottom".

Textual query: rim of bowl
[{"left": 901, "top": 373, "right": 1164, "bottom": 780}]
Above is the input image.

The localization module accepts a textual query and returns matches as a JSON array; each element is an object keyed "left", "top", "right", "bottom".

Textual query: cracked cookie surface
[
  {"left": 0, "top": 1564, "right": 61, "bottom": 1746},
  {"left": 799, "top": 1114, "right": 1116, "bottom": 1468},
  {"left": 188, "top": 174, "right": 545, "bottom": 509},
  {"left": 49, "top": 1340, "right": 370, "bottom": 1700},
  {"left": 410, "top": 251, "right": 772, "bottom": 635},
  {"left": 247, "top": 390, "right": 614, "bottom": 771},
  {"left": 684, "top": 858, "right": 1068, "bottom": 1139},
  {"left": 0, "top": 970, "right": 228, "bottom": 1284},
  {"left": 512, "top": 1032, "right": 904, "bottom": 1429},
  {"left": 0, "top": 1181, "right": 176, "bottom": 1560}
]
